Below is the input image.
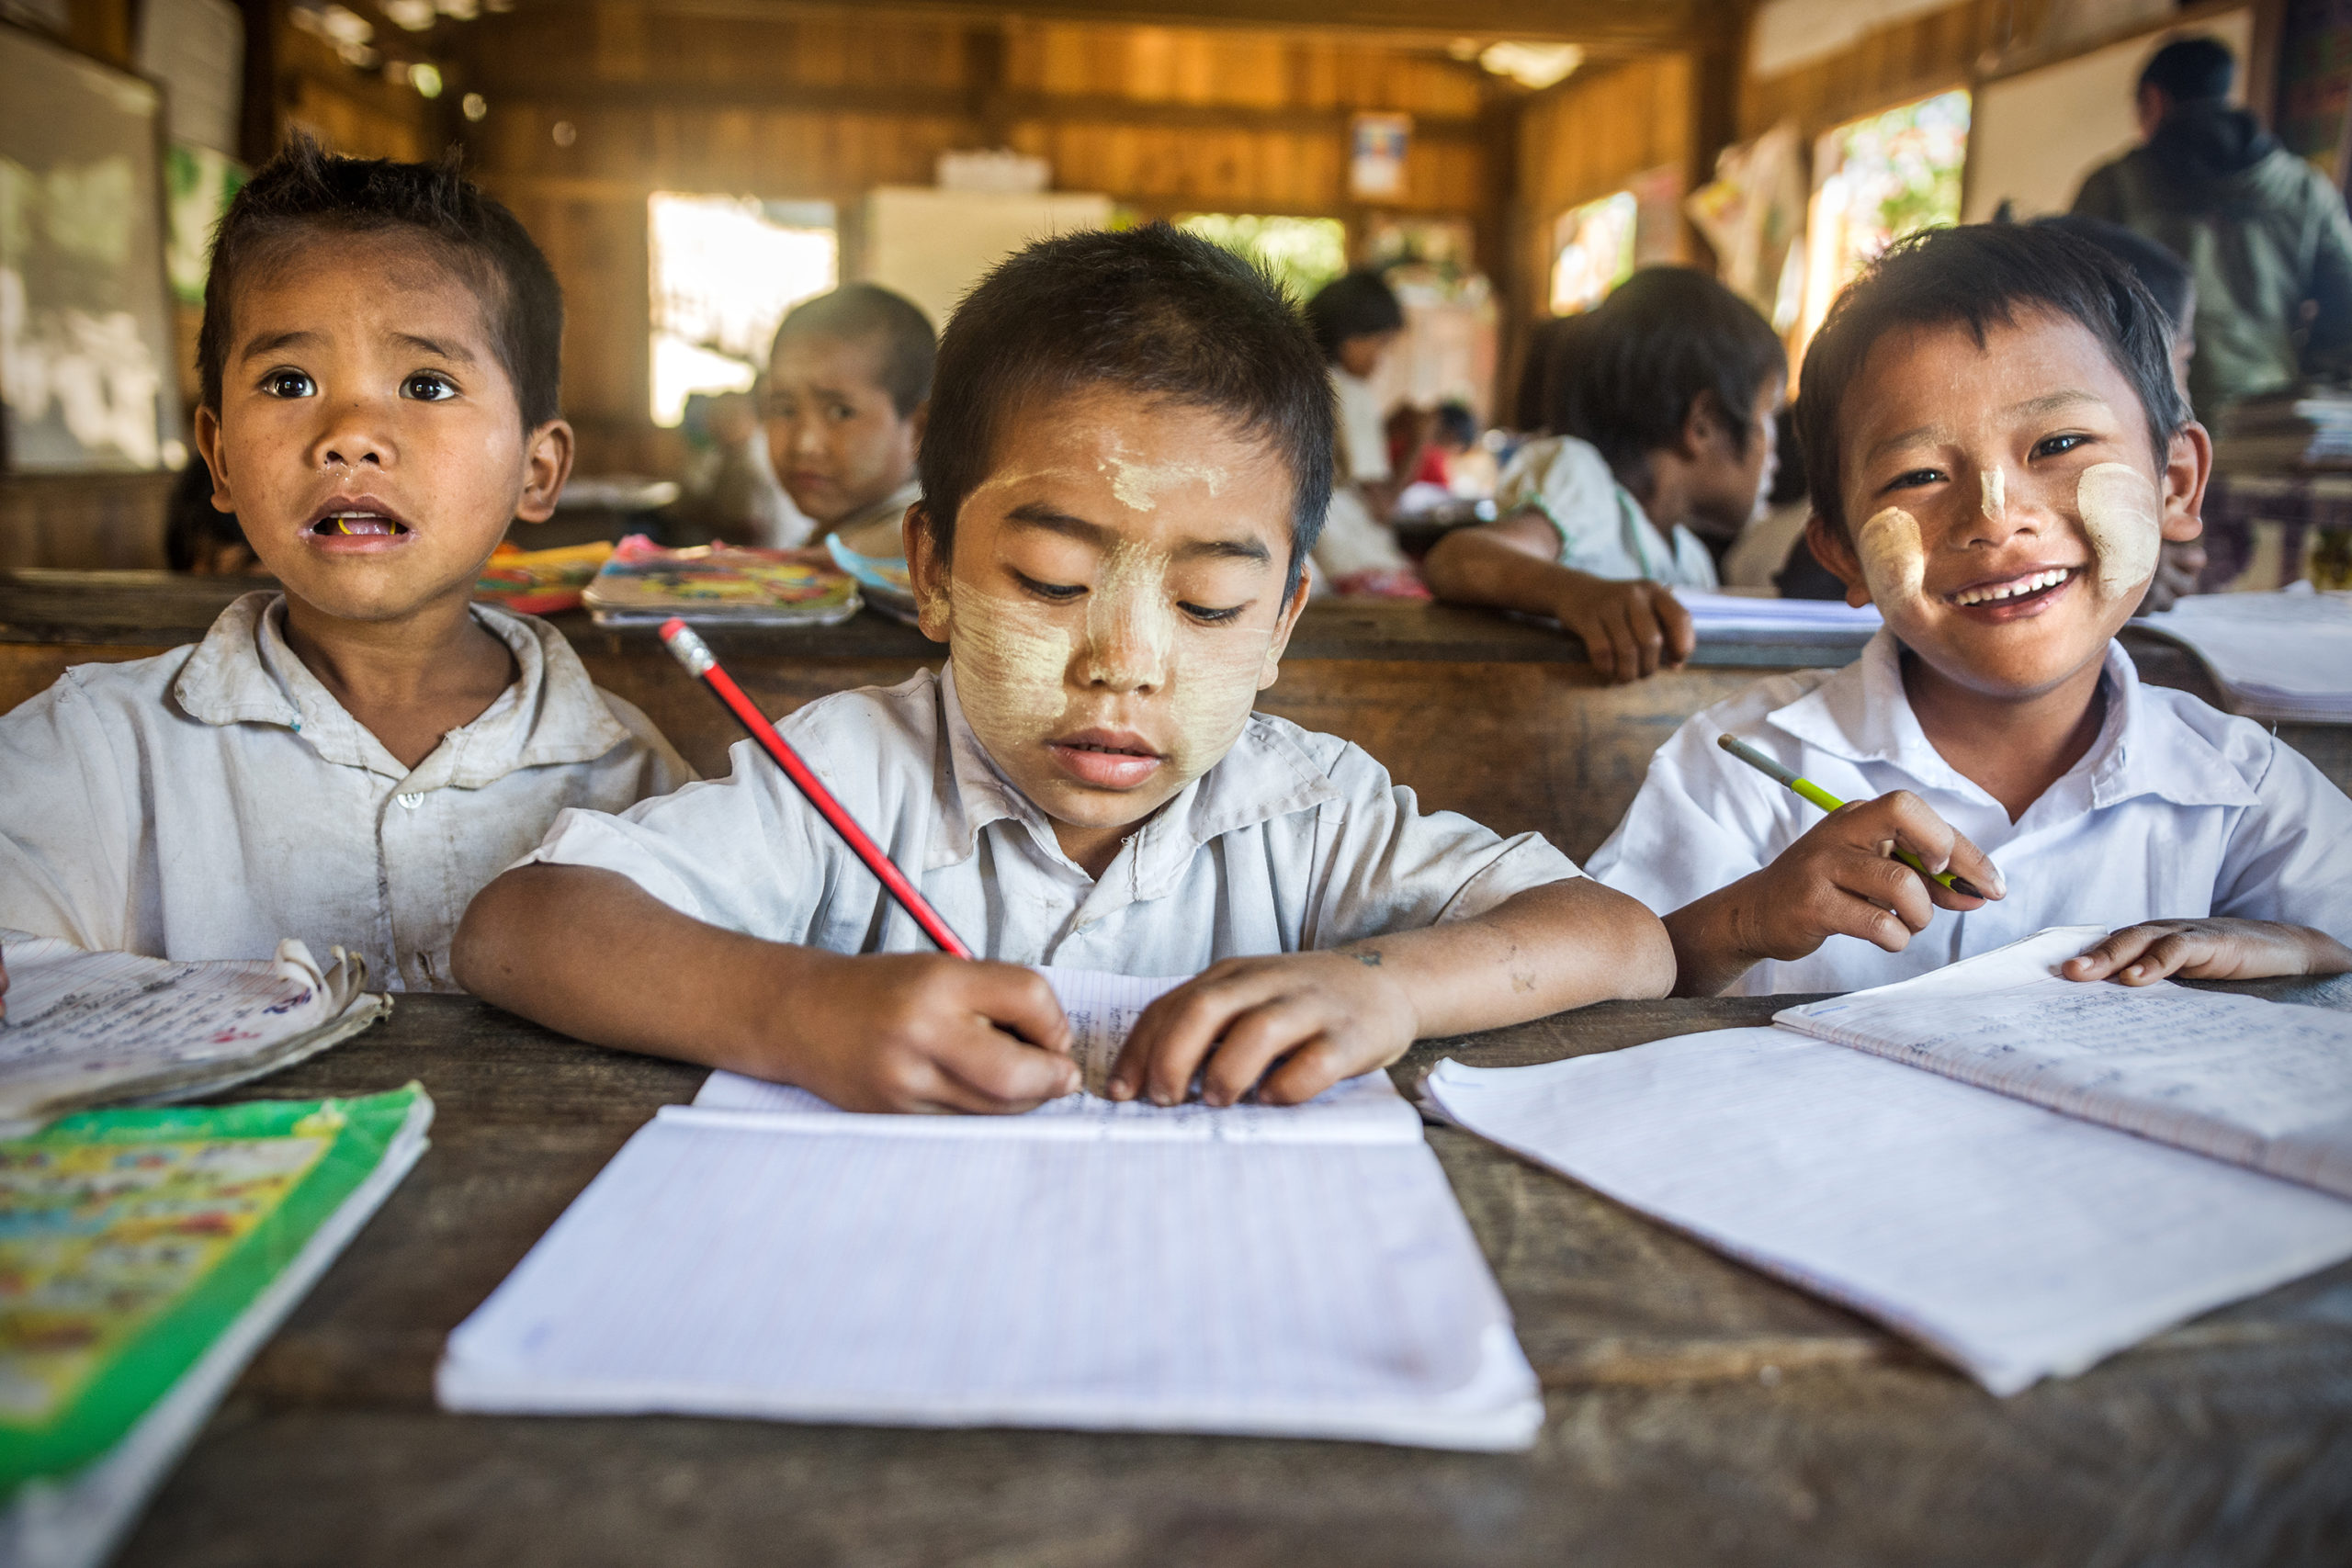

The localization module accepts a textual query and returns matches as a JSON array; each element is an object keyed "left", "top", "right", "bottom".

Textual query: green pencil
[{"left": 1715, "top": 732, "right": 1987, "bottom": 899}]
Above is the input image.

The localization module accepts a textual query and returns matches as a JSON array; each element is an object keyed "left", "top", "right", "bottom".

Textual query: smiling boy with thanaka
[
  {"left": 1588, "top": 224, "right": 2352, "bottom": 996},
  {"left": 0, "top": 141, "right": 686, "bottom": 998},
  {"left": 457, "top": 225, "right": 1673, "bottom": 1112}
]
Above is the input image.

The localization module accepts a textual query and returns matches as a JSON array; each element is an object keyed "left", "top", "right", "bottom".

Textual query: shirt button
[{"left": 396, "top": 792, "right": 425, "bottom": 809}]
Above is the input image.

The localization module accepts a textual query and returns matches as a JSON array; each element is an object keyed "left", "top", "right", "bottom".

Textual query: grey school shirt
[
  {"left": 519, "top": 666, "right": 1580, "bottom": 969},
  {"left": 0, "top": 592, "right": 688, "bottom": 991}
]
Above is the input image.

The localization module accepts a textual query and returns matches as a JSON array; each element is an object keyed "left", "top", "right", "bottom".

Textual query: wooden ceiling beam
[{"left": 505, "top": 0, "right": 1737, "bottom": 52}]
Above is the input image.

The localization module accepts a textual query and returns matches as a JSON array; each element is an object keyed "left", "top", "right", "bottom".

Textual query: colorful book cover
[
  {"left": 583, "top": 535, "right": 861, "bottom": 626},
  {"left": 474, "top": 540, "right": 616, "bottom": 616},
  {"left": 0, "top": 1087, "right": 433, "bottom": 1503}
]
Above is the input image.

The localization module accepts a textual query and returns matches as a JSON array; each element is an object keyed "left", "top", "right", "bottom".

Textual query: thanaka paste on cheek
[
  {"left": 1855, "top": 505, "right": 1927, "bottom": 606},
  {"left": 2075, "top": 462, "right": 2161, "bottom": 598}
]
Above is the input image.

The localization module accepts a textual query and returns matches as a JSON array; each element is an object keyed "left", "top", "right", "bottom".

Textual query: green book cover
[{"left": 0, "top": 1085, "right": 432, "bottom": 1495}]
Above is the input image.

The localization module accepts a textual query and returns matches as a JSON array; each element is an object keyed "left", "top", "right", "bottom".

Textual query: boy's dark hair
[
  {"left": 1796, "top": 223, "right": 2191, "bottom": 536},
  {"left": 2140, "top": 36, "right": 2234, "bottom": 103},
  {"left": 918, "top": 222, "right": 1333, "bottom": 593},
  {"left": 2029, "top": 213, "right": 2193, "bottom": 331},
  {"left": 1305, "top": 269, "right": 1405, "bottom": 362},
  {"left": 769, "top": 283, "right": 936, "bottom": 417},
  {"left": 1554, "top": 266, "right": 1787, "bottom": 491},
  {"left": 1433, "top": 400, "right": 1478, "bottom": 449},
  {"left": 198, "top": 136, "right": 562, "bottom": 427}
]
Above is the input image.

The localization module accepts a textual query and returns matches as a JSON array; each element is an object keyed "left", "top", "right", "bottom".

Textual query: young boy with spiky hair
[
  {"left": 1588, "top": 224, "right": 2352, "bottom": 996},
  {"left": 457, "top": 225, "right": 1673, "bottom": 1113},
  {"left": 0, "top": 141, "right": 685, "bottom": 996}
]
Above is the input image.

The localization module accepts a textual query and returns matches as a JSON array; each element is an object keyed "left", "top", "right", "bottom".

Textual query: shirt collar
[
  {"left": 927, "top": 666, "right": 1343, "bottom": 893},
  {"left": 174, "top": 592, "right": 632, "bottom": 787},
  {"left": 1765, "top": 628, "right": 2258, "bottom": 810}
]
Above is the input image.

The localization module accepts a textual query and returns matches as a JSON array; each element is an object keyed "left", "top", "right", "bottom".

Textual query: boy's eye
[
  {"left": 403, "top": 372, "right": 458, "bottom": 402},
  {"left": 259, "top": 369, "right": 314, "bottom": 399},
  {"left": 1181, "top": 602, "right": 1246, "bottom": 625},
  {"left": 1884, "top": 467, "right": 1944, "bottom": 492},
  {"left": 827, "top": 402, "right": 854, "bottom": 423},
  {"left": 2032, "top": 432, "right": 2092, "bottom": 459},
  {"left": 1012, "top": 570, "right": 1084, "bottom": 603}
]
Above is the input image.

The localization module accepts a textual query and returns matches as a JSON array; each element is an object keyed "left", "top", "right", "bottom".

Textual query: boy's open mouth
[
  {"left": 309, "top": 513, "right": 410, "bottom": 537},
  {"left": 303, "top": 496, "right": 415, "bottom": 550},
  {"left": 1047, "top": 729, "right": 1165, "bottom": 790},
  {"left": 1945, "top": 566, "right": 2074, "bottom": 615}
]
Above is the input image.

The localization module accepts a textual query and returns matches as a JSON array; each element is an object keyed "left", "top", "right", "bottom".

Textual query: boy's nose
[
  {"left": 1080, "top": 596, "right": 1171, "bottom": 693},
  {"left": 313, "top": 399, "right": 391, "bottom": 469}
]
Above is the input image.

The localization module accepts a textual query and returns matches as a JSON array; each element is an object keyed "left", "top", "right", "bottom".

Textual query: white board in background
[
  {"left": 858, "top": 187, "right": 1114, "bottom": 329},
  {"left": 1962, "top": 6, "right": 2253, "bottom": 222}
]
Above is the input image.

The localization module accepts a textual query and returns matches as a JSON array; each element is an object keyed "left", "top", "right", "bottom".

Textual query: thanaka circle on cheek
[
  {"left": 2076, "top": 463, "right": 2161, "bottom": 597},
  {"left": 1855, "top": 506, "right": 1926, "bottom": 605}
]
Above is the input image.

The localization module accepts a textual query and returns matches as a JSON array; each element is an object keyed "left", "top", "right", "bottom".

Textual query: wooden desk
[
  {"left": 115, "top": 991, "right": 2352, "bottom": 1567},
  {"left": 6, "top": 573, "right": 2347, "bottom": 863}
]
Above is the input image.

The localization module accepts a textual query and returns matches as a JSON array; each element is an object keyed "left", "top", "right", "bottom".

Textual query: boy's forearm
[
  {"left": 1423, "top": 528, "right": 1582, "bottom": 618},
  {"left": 1346, "top": 877, "right": 1674, "bottom": 1038},
  {"left": 453, "top": 863, "right": 819, "bottom": 1071}
]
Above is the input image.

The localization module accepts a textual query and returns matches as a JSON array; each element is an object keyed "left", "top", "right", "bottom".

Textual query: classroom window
[
  {"left": 1548, "top": 190, "right": 1637, "bottom": 316},
  {"left": 647, "top": 193, "right": 837, "bottom": 427},
  {"left": 1796, "top": 89, "right": 1972, "bottom": 358},
  {"left": 1176, "top": 214, "right": 1347, "bottom": 304}
]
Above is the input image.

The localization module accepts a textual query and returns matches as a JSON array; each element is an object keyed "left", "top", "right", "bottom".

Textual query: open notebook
[
  {"left": 438, "top": 969, "right": 1542, "bottom": 1451},
  {"left": 1424, "top": 930, "right": 2352, "bottom": 1394},
  {"left": 0, "top": 932, "right": 390, "bottom": 1135},
  {"left": 2135, "top": 588, "right": 2352, "bottom": 722}
]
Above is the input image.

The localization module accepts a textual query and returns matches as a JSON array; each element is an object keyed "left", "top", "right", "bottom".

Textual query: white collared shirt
[
  {"left": 519, "top": 667, "right": 1580, "bottom": 970},
  {"left": 1587, "top": 630, "right": 2352, "bottom": 995},
  {"left": 0, "top": 592, "right": 689, "bottom": 991},
  {"left": 1496, "top": 435, "right": 1719, "bottom": 589}
]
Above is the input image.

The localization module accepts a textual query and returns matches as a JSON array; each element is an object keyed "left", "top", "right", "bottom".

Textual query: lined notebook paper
[
  {"left": 1425, "top": 1030, "right": 2352, "bottom": 1395},
  {"left": 1778, "top": 928, "right": 2352, "bottom": 1199},
  {"left": 438, "top": 969, "right": 1541, "bottom": 1450}
]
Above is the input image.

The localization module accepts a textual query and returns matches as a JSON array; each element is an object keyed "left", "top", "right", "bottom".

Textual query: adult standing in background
[{"left": 2073, "top": 35, "right": 2352, "bottom": 419}]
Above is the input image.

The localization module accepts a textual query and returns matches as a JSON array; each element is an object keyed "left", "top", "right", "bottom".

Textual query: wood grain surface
[{"left": 111, "top": 992, "right": 2352, "bottom": 1568}]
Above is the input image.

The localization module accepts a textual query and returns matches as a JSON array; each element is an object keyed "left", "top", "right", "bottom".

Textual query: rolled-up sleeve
[
  {"left": 514, "top": 739, "right": 831, "bottom": 940},
  {"left": 2212, "top": 738, "right": 2352, "bottom": 942},
  {"left": 1304, "top": 741, "right": 1580, "bottom": 946},
  {"left": 0, "top": 676, "right": 134, "bottom": 950}
]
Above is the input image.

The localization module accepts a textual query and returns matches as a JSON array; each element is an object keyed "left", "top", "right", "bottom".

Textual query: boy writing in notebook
[
  {"left": 1424, "top": 267, "right": 1787, "bottom": 682},
  {"left": 0, "top": 141, "right": 685, "bottom": 996},
  {"left": 761, "top": 284, "right": 934, "bottom": 560},
  {"left": 1588, "top": 224, "right": 2352, "bottom": 995},
  {"left": 457, "top": 226, "right": 1672, "bottom": 1112}
]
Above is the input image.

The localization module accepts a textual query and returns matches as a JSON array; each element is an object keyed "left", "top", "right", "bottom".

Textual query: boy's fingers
[
  {"left": 932, "top": 1021, "right": 1081, "bottom": 1109},
  {"left": 1600, "top": 613, "right": 1642, "bottom": 684},
  {"left": 1836, "top": 853, "right": 1936, "bottom": 937},
  {"left": 1657, "top": 590, "right": 1697, "bottom": 664},
  {"left": 1257, "top": 1035, "right": 1351, "bottom": 1106},
  {"left": 1624, "top": 593, "right": 1667, "bottom": 677},
  {"left": 2064, "top": 925, "right": 2166, "bottom": 981},
  {"left": 965, "top": 964, "right": 1072, "bottom": 1055},
  {"left": 1195, "top": 998, "right": 1324, "bottom": 1106}
]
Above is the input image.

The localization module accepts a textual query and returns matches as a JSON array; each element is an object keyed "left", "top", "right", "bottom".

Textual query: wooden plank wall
[{"left": 442, "top": 6, "right": 1510, "bottom": 478}]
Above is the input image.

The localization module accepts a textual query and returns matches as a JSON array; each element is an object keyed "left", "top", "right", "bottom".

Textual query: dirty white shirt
[
  {"left": 0, "top": 592, "right": 689, "bottom": 991},
  {"left": 1586, "top": 630, "right": 2352, "bottom": 995},
  {"left": 1497, "top": 434, "right": 1718, "bottom": 589},
  {"left": 520, "top": 666, "right": 1580, "bottom": 970}
]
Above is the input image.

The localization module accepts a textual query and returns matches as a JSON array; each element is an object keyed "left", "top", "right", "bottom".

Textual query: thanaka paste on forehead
[
  {"left": 1102, "top": 454, "right": 1230, "bottom": 513},
  {"left": 1855, "top": 506, "right": 1926, "bottom": 605},
  {"left": 2075, "top": 463, "right": 2161, "bottom": 598}
]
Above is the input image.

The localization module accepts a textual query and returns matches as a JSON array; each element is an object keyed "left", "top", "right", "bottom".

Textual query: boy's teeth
[{"left": 1951, "top": 567, "right": 2070, "bottom": 606}]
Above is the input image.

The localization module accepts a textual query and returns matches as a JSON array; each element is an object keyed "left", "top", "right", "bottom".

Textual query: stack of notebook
[
  {"left": 2135, "top": 588, "right": 2352, "bottom": 722},
  {"left": 582, "top": 535, "right": 861, "bottom": 628},
  {"left": 2211, "top": 387, "right": 2352, "bottom": 471}
]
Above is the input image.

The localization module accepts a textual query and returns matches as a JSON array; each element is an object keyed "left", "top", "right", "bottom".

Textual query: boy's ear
[
  {"left": 905, "top": 502, "right": 952, "bottom": 645},
  {"left": 1804, "top": 511, "right": 1875, "bottom": 611},
  {"left": 192, "top": 406, "right": 236, "bottom": 513},
  {"left": 514, "top": 420, "right": 576, "bottom": 524},
  {"left": 2160, "top": 421, "right": 2212, "bottom": 544},
  {"left": 1680, "top": 389, "right": 1727, "bottom": 458},
  {"left": 1256, "top": 565, "right": 1313, "bottom": 691}
]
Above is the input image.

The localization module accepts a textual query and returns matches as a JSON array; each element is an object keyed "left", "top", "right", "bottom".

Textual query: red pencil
[{"left": 659, "top": 617, "right": 976, "bottom": 959}]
